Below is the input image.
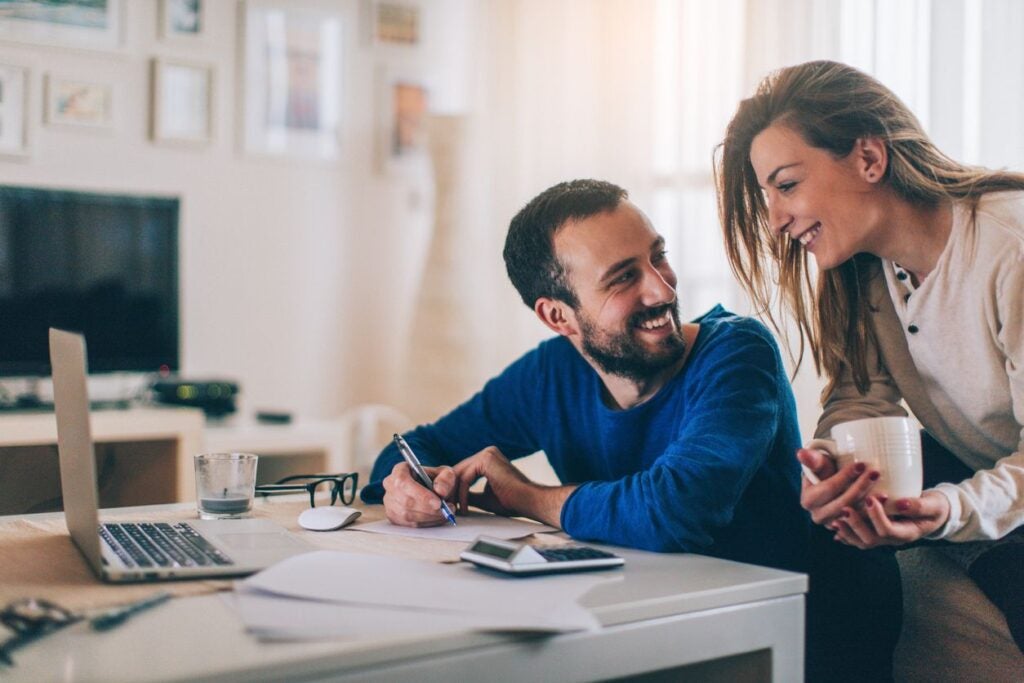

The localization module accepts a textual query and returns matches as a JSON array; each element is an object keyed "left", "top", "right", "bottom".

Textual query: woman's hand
[
  {"left": 831, "top": 490, "right": 951, "bottom": 548},
  {"left": 797, "top": 447, "right": 881, "bottom": 526}
]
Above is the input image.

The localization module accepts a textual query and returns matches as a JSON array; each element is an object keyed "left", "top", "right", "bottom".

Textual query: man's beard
[{"left": 577, "top": 302, "right": 687, "bottom": 383}]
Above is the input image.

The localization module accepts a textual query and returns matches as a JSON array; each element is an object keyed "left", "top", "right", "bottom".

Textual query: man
[{"left": 360, "top": 179, "right": 806, "bottom": 570}]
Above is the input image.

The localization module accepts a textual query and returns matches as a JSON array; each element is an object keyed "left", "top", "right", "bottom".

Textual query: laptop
[{"left": 49, "top": 327, "right": 313, "bottom": 582}]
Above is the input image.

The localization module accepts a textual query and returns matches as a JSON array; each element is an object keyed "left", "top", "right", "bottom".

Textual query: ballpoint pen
[
  {"left": 89, "top": 591, "right": 172, "bottom": 631},
  {"left": 393, "top": 434, "right": 457, "bottom": 526}
]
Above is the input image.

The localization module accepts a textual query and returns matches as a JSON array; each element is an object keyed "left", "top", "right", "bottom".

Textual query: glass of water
[{"left": 194, "top": 453, "right": 258, "bottom": 519}]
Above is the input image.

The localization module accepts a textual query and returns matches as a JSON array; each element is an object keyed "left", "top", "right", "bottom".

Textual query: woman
[{"left": 716, "top": 59, "right": 1024, "bottom": 678}]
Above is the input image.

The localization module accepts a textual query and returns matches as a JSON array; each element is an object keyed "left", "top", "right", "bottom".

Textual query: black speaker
[{"left": 152, "top": 379, "right": 239, "bottom": 417}]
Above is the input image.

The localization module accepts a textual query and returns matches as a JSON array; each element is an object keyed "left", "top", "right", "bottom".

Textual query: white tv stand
[
  {"left": 0, "top": 408, "right": 356, "bottom": 515},
  {"left": 0, "top": 407, "right": 204, "bottom": 515},
  {"left": 203, "top": 415, "right": 353, "bottom": 485}
]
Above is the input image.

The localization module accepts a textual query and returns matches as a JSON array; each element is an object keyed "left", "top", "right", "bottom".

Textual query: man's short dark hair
[{"left": 503, "top": 179, "right": 628, "bottom": 309}]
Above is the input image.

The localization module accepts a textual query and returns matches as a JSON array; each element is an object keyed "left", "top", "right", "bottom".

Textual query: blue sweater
[{"left": 362, "top": 306, "right": 808, "bottom": 571}]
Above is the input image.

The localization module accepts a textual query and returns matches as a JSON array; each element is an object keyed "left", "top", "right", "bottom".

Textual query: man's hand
[
  {"left": 797, "top": 447, "right": 880, "bottom": 526},
  {"left": 381, "top": 462, "right": 456, "bottom": 527},
  {"left": 451, "top": 447, "right": 531, "bottom": 517},
  {"left": 451, "top": 446, "right": 575, "bottom": 528},
  {"left": 831, "top": 490, "right": 951, "bottom": 548}
]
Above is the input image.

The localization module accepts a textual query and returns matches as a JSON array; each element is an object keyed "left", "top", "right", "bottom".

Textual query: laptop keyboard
[{"left": 100, "top": 522, "right": 235, "bottom": 569}]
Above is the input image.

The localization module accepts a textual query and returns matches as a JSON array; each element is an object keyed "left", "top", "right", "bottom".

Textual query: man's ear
[
  {"left": 854, "top": 136, "right": 889, "bottom": 184},
  {"left": 534, "top": 297, "right": 578, "bottom": 337}
]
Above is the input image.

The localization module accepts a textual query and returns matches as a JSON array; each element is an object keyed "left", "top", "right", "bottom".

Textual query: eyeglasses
[
  {"left": 255, "top": 472, "right": 358, "bottom": 508},
  {"left": 0, "top": 598, "right": 80, "bottom": 666}
]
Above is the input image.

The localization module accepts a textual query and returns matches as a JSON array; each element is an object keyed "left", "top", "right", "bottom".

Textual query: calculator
[{"left": 460, "top": 535, "right": 625, "bottom": 575}]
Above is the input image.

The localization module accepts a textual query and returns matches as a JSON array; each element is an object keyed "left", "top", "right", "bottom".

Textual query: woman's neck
[{"left": 870, "top": 194, "right": 954, "bottom": 285}]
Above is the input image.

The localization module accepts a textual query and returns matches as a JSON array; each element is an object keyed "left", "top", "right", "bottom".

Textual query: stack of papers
[{"left": 228, "top": 550, "right": 608, "bottom": 641}]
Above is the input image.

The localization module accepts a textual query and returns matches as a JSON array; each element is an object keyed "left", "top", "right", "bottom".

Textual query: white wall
[{"left": 0, "top": 0, "right": 471, "bottom": 420}]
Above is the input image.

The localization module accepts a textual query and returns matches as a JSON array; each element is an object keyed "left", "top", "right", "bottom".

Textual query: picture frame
[
  {"left": 45, "top": 75, "right": 113, "bottom": 129},
  {"left": 241, "top": 1, "right": 342, "bottom": 161},
  {"left": 0, "top": 0, "right": 122, "bottom": 51},
  {"left": 376, "top": 67, "right": 429, "bottom": 173},
  {"left": 150, "top": 58, "right": 213, "bottom": 146},
  {"left": 159, "top": 0, "right": 204, "bottom": 41},
  {"left": 0, "top": 64, "right": 30, "bottom": 157},
  {"left": 371, "top": 1, "right": 420, "bottom": 47}
]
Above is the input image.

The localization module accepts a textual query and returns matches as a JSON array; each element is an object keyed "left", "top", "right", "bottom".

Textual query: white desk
[{"left": 0, "top": 502, "right": 807, "bottom": 682}]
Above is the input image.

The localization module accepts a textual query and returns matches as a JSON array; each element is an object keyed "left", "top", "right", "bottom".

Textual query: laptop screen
[{"left": 49, "top": 328, "right": 104, "bottom": 574}]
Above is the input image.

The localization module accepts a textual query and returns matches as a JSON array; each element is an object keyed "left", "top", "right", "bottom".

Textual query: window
[{"left": 650, "top": 0, "right": 746, "bottom": 319}]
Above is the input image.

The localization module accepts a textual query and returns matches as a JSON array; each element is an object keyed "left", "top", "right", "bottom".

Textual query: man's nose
[{"left": 641, "top": 266, "right": 675, "bottom": 306}]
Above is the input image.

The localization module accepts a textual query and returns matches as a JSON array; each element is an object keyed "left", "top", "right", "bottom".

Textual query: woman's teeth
[{"left": 798, "top": 224, "right": 821, "bottom": 246}]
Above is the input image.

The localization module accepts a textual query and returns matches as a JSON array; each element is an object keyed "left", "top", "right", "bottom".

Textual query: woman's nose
[{"left": 767, "top": 197, "right": 793, "bottom": 237}]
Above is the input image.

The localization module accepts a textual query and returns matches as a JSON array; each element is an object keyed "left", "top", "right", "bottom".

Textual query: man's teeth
[
  {"left": 640, "top": 312, "right": 672, "bottom": 330},
  {"left": 798, "top": 224, "right": 821, "bottom": 246}
]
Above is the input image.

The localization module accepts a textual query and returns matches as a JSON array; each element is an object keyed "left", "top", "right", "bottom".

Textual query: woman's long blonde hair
[{"left": 715, "top": 60, "right": 1024, "bottom": 395}]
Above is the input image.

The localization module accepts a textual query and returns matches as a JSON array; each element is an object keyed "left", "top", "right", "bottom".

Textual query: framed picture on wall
[
  {"left": 45, "top": 75, "right": 113, "bottom": 129},
  {"left": 376, "top": 67, "right": 429, "bottom": 172},
  {"left": 372, "top": 1, "right": 420, "bottom": 47},
  {"left": 159, "top": 0, "right": 204, "bottom": 41},
  {"left": 0, "top": 0, "right": 122, "bottom": 51},
  {"left": 151, "top": 58, "right": 213, "bottom": 146},
  {"left": 0, "top": 64, "right": 30, "bottom": 157},
  {"left": 241, "top": 1, "right": 342, "bottom": 161}
]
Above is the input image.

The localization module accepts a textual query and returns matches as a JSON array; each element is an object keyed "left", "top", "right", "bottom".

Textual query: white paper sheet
[
  {"left": 354, "top": 511, "right": 556, "bottom": 542},
  {"left": 225, "top": 589, "right": 594, "bottom": 642},
  {"left": 231, "top": 550, "right": 608, "bottom": 639}
]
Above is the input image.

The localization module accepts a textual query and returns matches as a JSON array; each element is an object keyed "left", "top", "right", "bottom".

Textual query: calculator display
[{"left": 473, "top": 540, "right": 515, "bottom": 559}]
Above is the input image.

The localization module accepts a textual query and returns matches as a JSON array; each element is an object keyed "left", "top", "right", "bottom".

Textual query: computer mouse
[{"left": 297, "top": 506, "right": 362, "bottom": 531}]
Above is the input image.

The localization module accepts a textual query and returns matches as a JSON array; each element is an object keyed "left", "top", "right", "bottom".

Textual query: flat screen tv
[{"left": 0, "top": 186, "right": 179, "bottom": 377}]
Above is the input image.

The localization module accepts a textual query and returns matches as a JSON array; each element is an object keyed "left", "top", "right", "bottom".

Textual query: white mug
[{"left": 831, "top": 416, "right": 923, "bottom": 500}]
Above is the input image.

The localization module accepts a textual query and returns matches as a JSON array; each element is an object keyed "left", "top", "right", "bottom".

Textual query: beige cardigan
[{"left": 813, "top": 194, "right": 1024, "bottom": 543}]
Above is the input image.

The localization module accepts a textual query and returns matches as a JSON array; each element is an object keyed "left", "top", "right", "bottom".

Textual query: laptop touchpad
[{"left": 219, "top": 532, "right": 308, "bottom": 550}]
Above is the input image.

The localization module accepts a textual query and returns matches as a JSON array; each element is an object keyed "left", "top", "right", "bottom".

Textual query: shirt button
[
  {"left": 896, "top": 271, "right": 908, "bottom": 281},
  {"left": 908, "top": 325, "right": 919, "bottom": 334}
]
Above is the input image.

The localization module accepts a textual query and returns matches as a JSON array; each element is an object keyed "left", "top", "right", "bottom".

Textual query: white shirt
[{"left": 882, "top": 193, "right": 1024, "bottom": 541}]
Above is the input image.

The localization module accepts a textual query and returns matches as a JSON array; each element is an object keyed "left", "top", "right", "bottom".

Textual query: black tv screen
[{"left": 0, "top": 186, "right": 179, "bottom": 377}]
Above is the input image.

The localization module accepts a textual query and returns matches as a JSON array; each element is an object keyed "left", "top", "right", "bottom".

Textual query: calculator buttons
[{"left": 537, "top": 547, "right": 617, "bottom": 562}]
